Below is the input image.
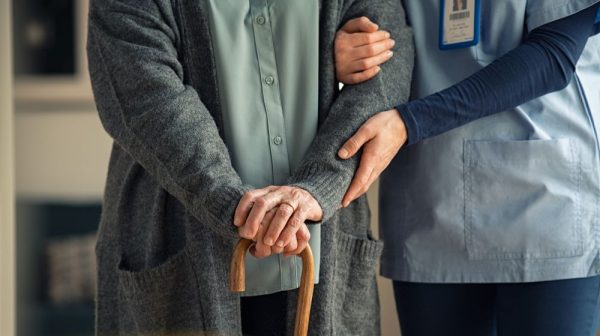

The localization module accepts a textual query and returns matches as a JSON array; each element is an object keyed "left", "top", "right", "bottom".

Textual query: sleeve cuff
[
  {"left": 397, "top": 103, "right": 421, "bottom": 146},
  {"left": 201, "top": 185, "right": 252, "bottom": 239},
  {"left": 289, "top": 162, "right": 348, "bottom": 223}
]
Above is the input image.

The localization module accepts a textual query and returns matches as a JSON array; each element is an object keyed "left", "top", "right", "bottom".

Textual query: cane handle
[{"left": 230, "top": 238, "right": 314, "bottom": 336}]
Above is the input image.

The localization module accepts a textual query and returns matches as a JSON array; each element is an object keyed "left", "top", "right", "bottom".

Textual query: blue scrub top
[{"left": 381, "top": 0, "right": 600, "bottom": 283}]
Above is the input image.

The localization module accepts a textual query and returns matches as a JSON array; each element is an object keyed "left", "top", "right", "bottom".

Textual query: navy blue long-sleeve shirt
[{"left": 399, "top": 4, "right": 600, "bottom": 146}]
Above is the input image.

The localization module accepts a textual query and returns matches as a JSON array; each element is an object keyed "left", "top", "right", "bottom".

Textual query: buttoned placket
[
  {"left": 250, "top": 0, "right": 291, "bottom": 185},
  {"left": 250, "top": 0, "right": 299, "bottom": 289}
]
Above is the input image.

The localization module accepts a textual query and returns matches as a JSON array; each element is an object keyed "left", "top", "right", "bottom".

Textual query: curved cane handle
[{"left": 230, "top": 238, "right": 314, "bottom": 336}]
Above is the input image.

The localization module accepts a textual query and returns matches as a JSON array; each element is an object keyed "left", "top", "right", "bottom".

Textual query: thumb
[
  {"left": 338, "top": 126, "right": 373, "bottom": 160},
  {"left": 341, "top": 16, "right": 379, "bottom": 34}
]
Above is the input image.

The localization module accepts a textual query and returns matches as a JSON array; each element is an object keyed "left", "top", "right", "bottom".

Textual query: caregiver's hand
[
  {"left": 335, "top": 17, "right": 395, "bottom": 84},
  {"left": 234, "top": 186, "right": 322, "bottom": 255},
  {"left": 338, "top": 109, "right": 408, "bottom": 207}
]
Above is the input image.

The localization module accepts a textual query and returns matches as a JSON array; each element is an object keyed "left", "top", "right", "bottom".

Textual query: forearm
[
  {"left": 290, "top": 0, "right": 414, "bottom": 221},
  {"left": 88, "top": 2, "right": 249, "bottom": 238},
  {"left": 400, "top": 3, "right": 599, "bottom": 145}
]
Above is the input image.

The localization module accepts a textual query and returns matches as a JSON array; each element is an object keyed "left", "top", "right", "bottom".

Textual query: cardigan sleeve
[
  {"left": 87, "top": 0, "right": 249, "bottom": 239},
  {"left": 289, "top": 0, "right": 415, "bottom": 222}
]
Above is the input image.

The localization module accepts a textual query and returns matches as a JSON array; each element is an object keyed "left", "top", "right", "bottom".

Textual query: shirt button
[
  {"left": 273, "top": 136, "right": 283, "bottom": 145},
  {"left": 256, "top": 16, "right": 266, "bottom": 25},
  {"left": 265, "top": 76, "right": 275, "bottom": 86}
]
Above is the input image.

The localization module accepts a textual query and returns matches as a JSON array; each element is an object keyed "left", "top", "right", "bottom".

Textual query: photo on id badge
[{"left": 439, "top": 0, "right": 480, "bottom": 50}]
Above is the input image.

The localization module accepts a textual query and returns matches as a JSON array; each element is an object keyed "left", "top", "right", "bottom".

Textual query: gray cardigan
[{"left": 87, "top": 0, "right": 413, "bottom": 334}]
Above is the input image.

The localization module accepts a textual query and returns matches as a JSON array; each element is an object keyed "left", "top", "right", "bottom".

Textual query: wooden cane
[{"left": 230, "top": 238, "right": 314, "bottom": 336}]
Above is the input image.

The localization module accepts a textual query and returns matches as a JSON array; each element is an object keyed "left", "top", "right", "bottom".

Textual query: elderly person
[{"left": 87, "top": 0, "right": 413, "bottom": 334}]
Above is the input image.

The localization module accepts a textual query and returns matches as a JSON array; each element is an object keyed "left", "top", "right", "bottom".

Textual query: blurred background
[
  {"left": 10, "top": 0, "right": 111, "bottom": 335},
  {"left": 0, "top": 0, "right": 400, "bottom": 335}
]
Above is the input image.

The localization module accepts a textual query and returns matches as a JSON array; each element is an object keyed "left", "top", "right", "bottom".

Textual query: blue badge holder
[{"left": 439, "top": 0, "right": 481, "bottom": 50}]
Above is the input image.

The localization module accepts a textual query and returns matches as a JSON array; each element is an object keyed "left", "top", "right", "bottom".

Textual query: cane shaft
[{"left": 229, "top": 239, "right": 314, "bottom": 336}]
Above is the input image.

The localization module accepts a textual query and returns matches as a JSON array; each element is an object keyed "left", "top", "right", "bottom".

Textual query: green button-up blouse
[{"left": 206, "top": 0, "right": 320, "bottom": 296}]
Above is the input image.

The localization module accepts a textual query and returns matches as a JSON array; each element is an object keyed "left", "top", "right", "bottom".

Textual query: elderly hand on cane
[
  {"left": 234, "top": 186, "right": 322, "bottom": 258},
  {"left": 232, "top": 186, "right": 321, "bottom": 336},
  {"left": 233, "top": 17, "right": 401, "bottom": 258}
]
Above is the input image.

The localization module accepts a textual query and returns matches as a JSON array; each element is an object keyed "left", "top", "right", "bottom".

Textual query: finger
[
  {"left": 352, "top": 145, "right": 382, "bottom": 202},
  {"left": 345, "top": 30, "right": 391, "bottom": 47},
  {"left": 263, "top": 202, "right": 296, "bottom": 246},
  {"left": 251, "top": 220, "right": 272, "bottom": 259},
  {"left": 284, "top": 238, "right": 304, "bottom": 257},
  {"left": 285, "top": 226, "right": 311, "bottom": 256},
  {"left": 338, "top": 123, "right": 377, "bottom": 160},
  {"left": 351, "top": 38, "right": 395, "bottom": 59},
  {"left": 342, "top": 153, "right": 375, "bottom": 207},
  {"left": 234, "top": 187, "right": 273, "bottom": 227},
  {"left": 363, "top": 169, "right": 382, "bottom": 197},
  {"left": 260, "top": 207, "right": 278, "bottom": 234},
  {"left": 240, "top": 190, "right": 284, "bottom": 239},
  {"left": 250, "top": 242, "right": 271, "bottom": 259},
  {"left": 349, "top": 50, "right": 394, "bottom": 72},
  {"left": 352, "top": 165, "right": 379, "bottom": 204},
  {"left": 282, "top": 235, "right": 298, "bottom": 255},
  {"left": 291, "top": 239, "right": 309, "bottom": 256},
  {"left": 275, "top": 208, "right": 307, "bottom": 248},
  {"left": 340, "top": 66, "right": 381, "bottom": 85},
  {"left": 239, "top": 201, "right": 276, "bottom": 242},
  {"left": 272, "top": 243, "right": 285, "bottom": 255},
  {"left": 260, "top": 207, "right": 286, "bottom": 254},
  {"left": 297, "top": 224, "right": 311, "bottom": 242},
  {"left": 340, "top": 16, "right": 379, "bottom": 34},
  {"left": 250, "top": 242, "right": 271, "bottom": 258}
]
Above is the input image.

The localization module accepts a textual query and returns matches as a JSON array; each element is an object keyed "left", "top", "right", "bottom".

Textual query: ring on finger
[{"left": 280, "top": 201, "right": 296, "bottom": 212}]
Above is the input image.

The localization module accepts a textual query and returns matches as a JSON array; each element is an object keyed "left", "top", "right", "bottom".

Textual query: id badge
[{"left": 439, "top": 0, "right": 481, "bottom": 50}]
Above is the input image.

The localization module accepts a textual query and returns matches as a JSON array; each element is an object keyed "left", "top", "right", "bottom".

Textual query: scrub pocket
[
  {"left": 116, "top": 246, "right": 205, "bottom": 334},
  {"left": 332, "top": 230, "right": 383, "bottom": 336},
  {"left": 464, "top": 138, "right": 583, "bottom": 260}
]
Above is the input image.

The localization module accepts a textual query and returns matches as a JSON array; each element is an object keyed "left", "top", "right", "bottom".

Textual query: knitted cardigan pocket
[
  {"left": 116, "top": 246, "right": 205, "bottom": 335},
  {"left": 331, "top": 230, "right": 384, "bottom": 336}
]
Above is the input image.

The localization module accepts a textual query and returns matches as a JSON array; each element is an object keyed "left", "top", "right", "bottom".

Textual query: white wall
[
  {"left": 13, "top": 0, "right": 110, "bottom": 202},
  {"left": 0, "top": 0, "right": 16, "bottom": 335},
  {"left": 15, "top": 109, "right": 112, "bottom": 201}
]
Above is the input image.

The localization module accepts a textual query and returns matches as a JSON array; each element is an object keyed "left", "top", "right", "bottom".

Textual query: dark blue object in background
[{"left": 17, "top": 201, "right": 101, "bottom": 336}]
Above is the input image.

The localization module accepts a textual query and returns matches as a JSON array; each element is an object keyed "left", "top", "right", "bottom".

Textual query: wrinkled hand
[
  {"left": 335, "top": 17, "right": 395, "bottom": 85},
  {"left": 338, "top": 109, "right": 407, "bottom": 207},
  {"left": 249, "top": 207, "right": 312, "bottom": 259},
  {"left": 234, "top": 186, "right": 323, "bottom": 258}
]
